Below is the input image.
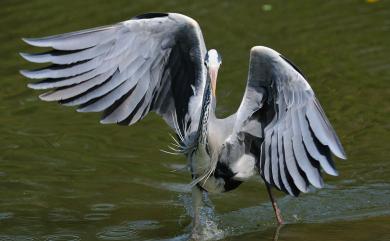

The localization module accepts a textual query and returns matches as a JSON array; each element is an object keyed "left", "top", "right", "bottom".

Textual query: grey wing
[
  {"left": 20, "top": 13, "right": 207, "bottom": 134},
  {"left": 233, "top": 46, "right": 346, "bottom": 196}
]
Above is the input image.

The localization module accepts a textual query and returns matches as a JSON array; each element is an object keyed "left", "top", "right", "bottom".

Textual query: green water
[{"left": 1, "top": 0, "right": 389, "bottom": 240}]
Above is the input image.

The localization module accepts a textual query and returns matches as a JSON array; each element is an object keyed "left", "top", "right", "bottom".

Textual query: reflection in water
[{"left": 272, "top": 225, "right": 283, "bottom": 241}]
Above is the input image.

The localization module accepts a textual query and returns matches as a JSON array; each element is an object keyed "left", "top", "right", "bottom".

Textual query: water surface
[{"left": 0, "top": 0, "right": 389, "bottom": 240}]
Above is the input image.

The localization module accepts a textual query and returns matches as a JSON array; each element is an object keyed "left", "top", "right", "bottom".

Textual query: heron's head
[{"left": 205, "top": 49, "right": 222, "bottom": 98}]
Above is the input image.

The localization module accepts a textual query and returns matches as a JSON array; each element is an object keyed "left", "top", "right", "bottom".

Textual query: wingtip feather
[
  {"left": 19, "top": 69, "right": 31, "bottom": 78},
  {"left": 19, "top": 69, "right": 45, "bottom": 79},
  {"left": 38, "top": 92, "right": 56, "bottom": 101},
  {"left": 22, "top": 37, "right": 32, "bottom": 45},
  {"left": 19, "top": 52, "right": 30, "bottom": 61},
  {"left": 27, "top": 82, "right": 41, "bottom": 90},
  {"left": 22, "top": 37, "right": 49, "bottom": 47},
  {"left": 76, "top": 107, "right": 88, "bottom": 113},
  {"left": 327, "top": 168, "right": 339, "bottom": 177},
  {"left": 20, "top": 52, "right": 49, "bottom": 64},
  {"left": 100, "top": 118, "right": 115, "bottom": 124},
  {"left": 334, "top": 148, "right": 347, "bottom": 160}
]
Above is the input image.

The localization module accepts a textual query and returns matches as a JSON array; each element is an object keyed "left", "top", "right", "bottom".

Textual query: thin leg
[
  {"left": 272, "top": 224, "right": 283, "bottom": 241},
  {"left": 191, "top": 185, "right": 203, "bottom": 234},
  {"left": 266, "top": 183, "right": 284, "bottom": 225}
]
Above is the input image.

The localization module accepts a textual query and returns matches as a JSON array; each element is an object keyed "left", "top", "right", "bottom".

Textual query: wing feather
[
  {"left": 291, "top": 109, "right": 323, "bottom": 188},
  {"left": 22, "top": 25, "right": 117, "bottom": 50},
  {"left": 298, "top": 106, "right": 339, "bottom": 176},
  {"left": 21, "top": 13, "right": 208, "bottom": 134},
  {"left": 277, "top": 129, "right": 292, "bottom": 194},
  {"left": 234, "top": 46, "right": 346, "bottom": 196},
  {"left": 39, "top": 68, "right": 117, "bottom": 101},
  {"left": 101, "top": 69, "right": 151, "bottom": 123},
  {"left": 307, "top": 100, "right": 346, "bottom": 159},
  {"left": 263, "top": 130, "right": 272, "bottom": 184},
  {"left": 21, "top": 56, "right": 106, "bottom": 79},
  {"left": 20, "top": 40, "right": 114, "bottom": 65},
  {"left": 283, "top": 113, "right": 308, "bottom": 193},
  {"left": 28, "top": 58, "right": 118, "bottom": 90},
  {"left": 270, "top": 129, "right": 281, "bottom": 189}
]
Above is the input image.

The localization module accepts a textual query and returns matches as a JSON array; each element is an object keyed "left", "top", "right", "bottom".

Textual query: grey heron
[{"left": 20, "top": 12, "right": 346, "bottom": 233}]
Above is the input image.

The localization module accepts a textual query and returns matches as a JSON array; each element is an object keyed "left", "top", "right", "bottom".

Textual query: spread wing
[
  {"left": 20, "top": 13, "right": 207, "bottom": 134},
  {"left": 234, "top": 46, "right": 346, "bottom": 196}
]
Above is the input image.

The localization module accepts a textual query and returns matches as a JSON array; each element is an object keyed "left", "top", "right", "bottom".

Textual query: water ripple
[
  {"left": 48, "top": 208, "right": 79, "bottom": 222},
  {"left": 97, "top": 220, "right": 161, "bottom": 241},
  {"left": 0, "top": 235, "right": 35, "bottom": 241},
  {"left": 44, "top": 234, "right": 81, "bottom": 241},
  {"left": 84, "top": 212, "right": 110, "bottom": 221},
  {"left": 90, "top": 203, "right": 117, "bottom": 212},
  {"left": 0, "top": 212, "right": 13, "bottom": 220}
]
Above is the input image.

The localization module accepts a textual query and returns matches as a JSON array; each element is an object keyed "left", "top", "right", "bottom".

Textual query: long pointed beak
[{"left": 208, "top": 65, "right": 219, "bottom": 98}]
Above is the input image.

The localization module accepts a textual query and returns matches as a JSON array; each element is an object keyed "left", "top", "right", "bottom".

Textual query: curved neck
[{"left": 197, "top": 78, "right": 216, "bottom": 145}]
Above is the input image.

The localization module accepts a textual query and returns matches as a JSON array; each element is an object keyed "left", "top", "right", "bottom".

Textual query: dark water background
[{"left": 0, "top": 0, "right": 389, "bottom": 240}]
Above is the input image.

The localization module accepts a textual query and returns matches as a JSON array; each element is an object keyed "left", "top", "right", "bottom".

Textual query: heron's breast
[{"left": 207, "top": 119, "right": 233, "bottom": 153}]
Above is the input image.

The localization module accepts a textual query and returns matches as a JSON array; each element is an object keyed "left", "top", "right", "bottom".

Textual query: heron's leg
[
  {"left": 272, "top": 224, "right": 283, "bottom": 241},
  {"left": 266, "top": 183, "right": 284, "bottom": 225},
  {"left": 191, "top": 185, "right": 203, "bottom": 231}
]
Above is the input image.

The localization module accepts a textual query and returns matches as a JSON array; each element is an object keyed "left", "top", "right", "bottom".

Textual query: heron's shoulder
[
  {"left": 250, "top": 46, "right": 280, "bottom": 59},
  {"left": 123, "top": 13, "right": 199, "bottom": 28},
  {"left": 121, "top": 13, "right": 202, "bottom": 43},
  {"left": 167, "top": 13, "right": 201, "bottom": 29}
]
